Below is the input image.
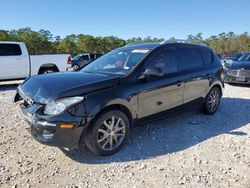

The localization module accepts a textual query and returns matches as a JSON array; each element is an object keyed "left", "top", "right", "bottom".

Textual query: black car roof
[{"left": 124, "top": 42, "right": 209, "bottom": 50}]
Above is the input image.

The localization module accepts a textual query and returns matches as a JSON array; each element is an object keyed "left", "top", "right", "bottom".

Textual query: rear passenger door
[
  {"left": 138, "top": 47, "right": 184, "bottom": 118},
  {"left": 177, "top": 46, "right": 210, "bottom": 103}
]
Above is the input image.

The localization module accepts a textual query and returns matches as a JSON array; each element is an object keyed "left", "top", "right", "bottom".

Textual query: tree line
[{"left": 0, "top": 27, "right": 250, "bottom": 57}]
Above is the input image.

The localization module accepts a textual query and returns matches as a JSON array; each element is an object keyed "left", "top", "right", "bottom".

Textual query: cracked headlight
[{"left": 44, "top": 97, "right": 84, "bottom": 116}]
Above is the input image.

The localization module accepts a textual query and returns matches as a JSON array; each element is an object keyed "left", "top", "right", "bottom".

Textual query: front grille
[{"left": 228, "top": 70, "right": 250, "bottom": 77}]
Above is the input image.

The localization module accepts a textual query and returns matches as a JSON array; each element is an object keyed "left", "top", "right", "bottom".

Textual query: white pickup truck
[{"left": 0, "top": 41, "right": 71, "bottom": 81}]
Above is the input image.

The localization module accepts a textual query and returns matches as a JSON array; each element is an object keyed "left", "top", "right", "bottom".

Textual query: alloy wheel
[
  {"left": 73, "top": 65, "right": 79, "bottom": 71},
  {"left": 207, "top": 89, "right": 220, "bottom": 112},
  {"left": 97, "top": 116, "right": 126, "bottom": 151}
]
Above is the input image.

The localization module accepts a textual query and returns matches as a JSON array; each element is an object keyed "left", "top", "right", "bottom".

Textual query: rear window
[
  {"left": 81, "top": 55, "right": 89, "bottom": 61},
  {"left": 0, "top": 44, "right": 22, "bottom": 56},
  {"left": 178, "top": 47, "right": 204, "bottom": 70},
  {"left": 199, "top": 47, "right": 213, "bottom": 64}
]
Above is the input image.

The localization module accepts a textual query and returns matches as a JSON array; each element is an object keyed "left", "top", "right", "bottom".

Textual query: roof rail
[
  {"left": 124, "top": 42, "right": 143, "bottom": 47},
  {"left": 124, "top": 42, "right": 160, "bottom": 47},
  {"left": 160, "top": 39, "right": 207, "bottom": 46}
]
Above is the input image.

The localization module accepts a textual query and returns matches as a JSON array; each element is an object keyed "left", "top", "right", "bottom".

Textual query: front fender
[{"left": 87, "top": 98, "right": 137, "bottom": 121}]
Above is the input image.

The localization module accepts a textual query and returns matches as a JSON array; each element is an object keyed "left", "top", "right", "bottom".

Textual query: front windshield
[
  {"left": 238, "top": 54, "right": 250, "bottom": 61},
  {"left": 81, "top": 48, "right": 150, "bottom": 75}
]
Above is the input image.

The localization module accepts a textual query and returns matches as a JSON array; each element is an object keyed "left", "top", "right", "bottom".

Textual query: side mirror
[{"left": 142, "top": 67, "right": 164, "bottom": 78}]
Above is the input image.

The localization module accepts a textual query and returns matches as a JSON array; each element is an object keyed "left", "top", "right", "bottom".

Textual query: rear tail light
[{"left": 67, "top": 56, "right": 72, "bottom": 64}]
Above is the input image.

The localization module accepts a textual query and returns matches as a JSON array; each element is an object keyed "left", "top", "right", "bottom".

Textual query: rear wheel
[
  {"left": 40, "top": 68, "right": 56, "bottom": 74},
  {"left": 73, "top": 64, "right": 80, "bottom": 71},
  {"left": 204, "top": 87, "right": 221, "bottom": 115},
  {"left": 84, "top": 110, "right": 130, "bottom": 156}
]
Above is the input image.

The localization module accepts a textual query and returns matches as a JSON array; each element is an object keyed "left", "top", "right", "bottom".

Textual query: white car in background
[{"left": 0, "top": 41, "right": 71, "bottom": 81}]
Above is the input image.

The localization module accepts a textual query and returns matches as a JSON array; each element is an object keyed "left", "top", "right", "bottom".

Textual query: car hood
[
  {"left": 227, "top": 61, "right": 250, "bottom": 70},
  {"left": 19, "top": 72, "right": 120, "bottom": 104}
]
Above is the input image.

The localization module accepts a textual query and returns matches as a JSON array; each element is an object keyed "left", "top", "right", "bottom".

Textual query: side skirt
[{"left": 134, "top": 98, "right": 204, "bottom": 127}]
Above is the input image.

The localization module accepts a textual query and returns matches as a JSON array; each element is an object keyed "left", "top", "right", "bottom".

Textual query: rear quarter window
[
  {"left": 178, "top": 47, "right": 204, "bottom": 70},
  {"left": 199, "top": 47, "right": 213, "bottom": 64},
  {"left": 0, "top": 44, "right": 22, "bottom": 56}
]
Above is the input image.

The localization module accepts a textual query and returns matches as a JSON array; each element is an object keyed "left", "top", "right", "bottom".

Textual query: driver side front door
[{"left": 137, "top": 48, "right": 184, "bottom": 118}]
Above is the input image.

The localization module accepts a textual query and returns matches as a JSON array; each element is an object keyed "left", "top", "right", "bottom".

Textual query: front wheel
[
  {"left": 204, "top": 87, "right": 221, "bottom": 115},
  {"left": 84, "top": 110, "right": 130, "bottom": 156}
]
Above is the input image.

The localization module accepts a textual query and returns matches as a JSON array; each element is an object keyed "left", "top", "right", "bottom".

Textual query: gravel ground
[{"left": 0, "top": 81, "right": 250, "bottom": 188}]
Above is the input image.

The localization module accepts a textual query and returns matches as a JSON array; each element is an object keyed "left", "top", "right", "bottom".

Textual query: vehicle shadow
[
  {"left": 227, "top": 83, "right": 250, "bottom": 88},
  {"left": 0, "top": 84, "right": 19, "bottom": 92},
  {"left": 0, "top": 81, "right": 22, "bottom": 92},
  {"left": 61, "top": 97, "right": 250, "bottom": 164}
]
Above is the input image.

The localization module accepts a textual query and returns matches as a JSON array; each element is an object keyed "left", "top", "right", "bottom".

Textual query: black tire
[
  {"left": 40, "top": 68, "right": 55, "bottom": 74},
  {"left": 204, "top": 87, "right": 221, "bottom": 115},
  {"left": 84, "top": 110, "right": 130, "bottom": 156},
  {"left": 73, "top": 64, "right": 80, "bottom": 71}
]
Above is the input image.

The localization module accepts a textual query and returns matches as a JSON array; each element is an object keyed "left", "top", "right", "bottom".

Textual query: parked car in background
[
  {"left": 237, "top": 52, "right": 250, "bottom": 62},
  {"left": 69, "top": 53, "right": 103, "bottom": 71},
  {"left": 231, "top": 52, "right": 244, "bottom": 61},
  {"left": 14, "top": 42, "right": 224, "bottom": 156},
  {"left": 0, "top": 41, "right": 70, "bottom": 81},
  {"left": 222, "top": 52, "right": 244, "bottom": 65},
  {"left": 223, "top": 52, "right": 250, "bottom": 84}
]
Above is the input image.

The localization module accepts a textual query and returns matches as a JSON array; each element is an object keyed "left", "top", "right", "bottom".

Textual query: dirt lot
[{"left": 0, "top": 81, "right": 249, "bottom": 188}]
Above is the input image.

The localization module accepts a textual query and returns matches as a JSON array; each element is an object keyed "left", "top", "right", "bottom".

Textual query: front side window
[
  {"left": 0, "top": 44, "right": 22, "bottom": 56},
  {"left": 146, "top": 50, "right": 178, "bottom": 74},
  {"left": 81, "top": 48, "right": 150, "bottom": 75},
  {"left": 179, "top": 47, "right": 204, "bottom": 70}
]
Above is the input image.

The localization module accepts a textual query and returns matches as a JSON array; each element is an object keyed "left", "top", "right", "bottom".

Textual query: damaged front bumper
[{"left": 14, "top": 91, "right": 87, "bottom": 148}]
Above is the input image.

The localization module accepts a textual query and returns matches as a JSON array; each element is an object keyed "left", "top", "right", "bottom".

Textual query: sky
[{"left": 0, "top": 0, "right": 249, "bottom": 40}]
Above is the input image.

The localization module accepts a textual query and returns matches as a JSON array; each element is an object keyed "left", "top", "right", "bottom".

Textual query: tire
[
  {"left": 73, "top": 64, "right": 80, "bottom": 71},
  {"left": 204, "top": 87, "right": 221, "bottom": 115},
  {"left": 40, "top": 68, "right": 55, "bottom": 74},
  {"left": 84, "top": 110, "right": 130, "bottom": 156}
]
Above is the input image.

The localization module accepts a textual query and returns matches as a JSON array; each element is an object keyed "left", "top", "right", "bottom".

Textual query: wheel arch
[
  {"left": 79, "top": 102, "right": 135, "bottom": 147},
  {"left": 88, "top": 102, "right": 136, "bottom": 130},
  {"left": 205, "top": 81, "right": 224, "bottom": 97},
  {"left": 38, "top": 64, "right": 59, "bottom": 74}
]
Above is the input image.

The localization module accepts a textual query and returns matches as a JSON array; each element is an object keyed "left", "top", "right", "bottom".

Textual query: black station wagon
[{"left": 14, "top": 42, "right": 224, "bottom": 156}]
